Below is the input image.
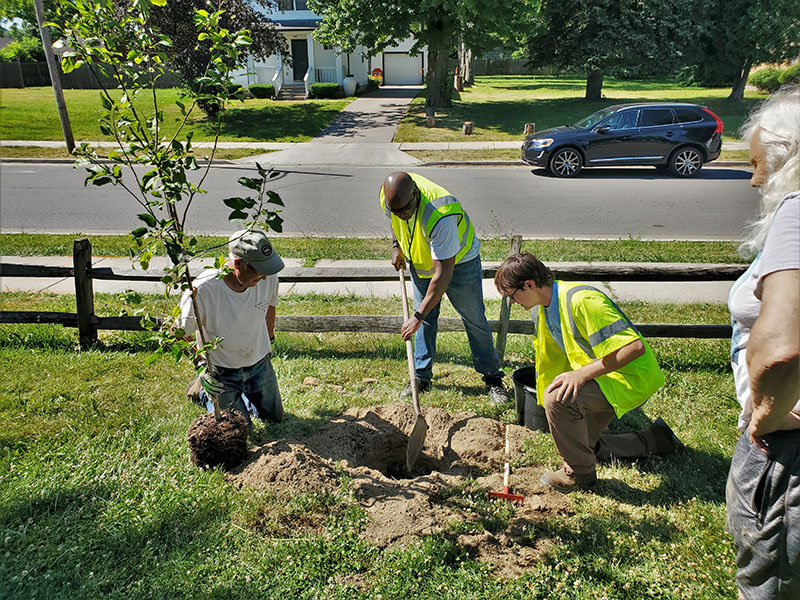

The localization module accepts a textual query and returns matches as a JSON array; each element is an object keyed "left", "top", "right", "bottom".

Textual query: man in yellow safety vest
[
  {"left": 380, "top": 172, "right": 509, "bottom": 403},
  {"left": 495, "top": 252, "right": 683, "bottom": 493}
]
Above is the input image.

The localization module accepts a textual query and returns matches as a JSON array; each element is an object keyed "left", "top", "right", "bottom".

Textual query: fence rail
[{"left": 0, "top": 238, "right": 744, "bottom": 350}]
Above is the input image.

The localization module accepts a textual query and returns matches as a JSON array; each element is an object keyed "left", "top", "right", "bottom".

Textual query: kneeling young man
[
  {"left": 495, "top": 253, "right": 682, "bottom": 493},
  {"left": 181, "top": 229, "right": 284, "bottom": 427}
]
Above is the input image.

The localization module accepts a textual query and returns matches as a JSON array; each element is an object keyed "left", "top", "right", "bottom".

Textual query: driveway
[{"left": 252, "top": 85, "right": 423, "bottom": 166}]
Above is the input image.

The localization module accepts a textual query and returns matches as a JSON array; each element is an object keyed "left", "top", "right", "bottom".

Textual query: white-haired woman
[{"left": 726, "top": 85, "right": 800, "bottom": 600}]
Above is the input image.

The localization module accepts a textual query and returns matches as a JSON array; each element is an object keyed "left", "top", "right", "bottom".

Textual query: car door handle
[{"left": 666, "top": 131, "right": 674, "bottom": 137}]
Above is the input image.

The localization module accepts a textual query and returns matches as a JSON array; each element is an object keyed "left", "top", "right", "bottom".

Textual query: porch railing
[
  {"left": 271, "top": 63, "right": 283, "bottom": 96},
  {"left": 314, "top": 67, "right": 337, "bottom": 83}
]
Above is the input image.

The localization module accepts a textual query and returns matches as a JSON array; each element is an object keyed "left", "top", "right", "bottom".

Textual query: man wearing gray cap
[{"left": 181, "top": 229, "right": 285, "bottom": 426}]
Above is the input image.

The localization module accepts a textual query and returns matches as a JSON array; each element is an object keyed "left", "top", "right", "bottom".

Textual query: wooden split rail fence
[{"left": 1, "top": 238, "right": 746, "bottom": 352}]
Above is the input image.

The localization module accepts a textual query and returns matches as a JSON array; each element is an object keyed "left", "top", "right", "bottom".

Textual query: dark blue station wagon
[{"left": 521, "top": 103, "right": 723, "bottom": 177}]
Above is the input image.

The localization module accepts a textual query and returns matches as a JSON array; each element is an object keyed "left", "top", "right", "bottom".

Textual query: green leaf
[
  {"left": 223, "top": 197, "right": 247, "bottom": 210},
  {"left": 228, "top": 209, "right": 248, "bottom": 221},
  {"left": 267, "top": 191, "right": 284, "bottom": 206},
  {"left": 137, "top": 213, "right": 157, "bottom": 227},
  {"left": 92, "top": 176, "right": 113, "bottom": 186},
  {"left": 131, "top": 227, "right": 148, "bottom": 238},
  {"left": 237, "top": 177, "right": 262, "bottom": 191}
]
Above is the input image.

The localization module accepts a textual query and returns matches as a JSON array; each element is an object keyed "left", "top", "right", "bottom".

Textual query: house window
[{"left": 278, "top": 0, "right": 307, "bottom": 9}]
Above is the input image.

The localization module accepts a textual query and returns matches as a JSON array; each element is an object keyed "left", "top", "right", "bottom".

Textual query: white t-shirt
[
  {"left": 728, "top": 192, "right": 800, "bottom": 431},
  {"left": 179, "top": 268, "right": 279, "bottom": 369}
]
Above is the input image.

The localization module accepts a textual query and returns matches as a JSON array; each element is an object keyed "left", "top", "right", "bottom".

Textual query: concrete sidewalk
[{"left": 2, "top": 255, "right": 735, "bottom": 304}]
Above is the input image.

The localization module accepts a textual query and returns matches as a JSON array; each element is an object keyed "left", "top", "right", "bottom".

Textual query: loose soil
[
  {"left": 229, "top": 403, "right": 571, "bottom": 577},
  {"left": 188, "top": 409, "right": 249, "bottom": 469}
]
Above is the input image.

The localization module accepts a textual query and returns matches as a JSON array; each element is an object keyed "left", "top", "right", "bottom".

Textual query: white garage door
[{"left": 383, "top": 53, "right": 423, "bottom": 85}]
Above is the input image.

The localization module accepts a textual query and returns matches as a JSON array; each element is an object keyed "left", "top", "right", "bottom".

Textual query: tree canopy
[
  {"left": 527, "top": 0, "right": 698, "bottom": 100},
  {"left": 307, "top": 0, "right": 531, "bottom": 108}
]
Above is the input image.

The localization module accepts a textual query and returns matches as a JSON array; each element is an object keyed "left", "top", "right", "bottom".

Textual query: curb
[
  {"left": 1, "top": 157, "right": 238, "bottom": 166},
  {"left": 419, "top": 160, "right": 750, "bottom": 168}
]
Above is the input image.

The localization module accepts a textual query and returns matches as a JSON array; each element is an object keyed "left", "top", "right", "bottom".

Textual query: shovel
[{"left": 399, "top": 266, "right": 428, "bottom": 471}]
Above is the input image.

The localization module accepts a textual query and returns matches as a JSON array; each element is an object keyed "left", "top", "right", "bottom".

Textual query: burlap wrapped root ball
[{"left": 187, "top": 409, "right": 248, "bottom": 469}]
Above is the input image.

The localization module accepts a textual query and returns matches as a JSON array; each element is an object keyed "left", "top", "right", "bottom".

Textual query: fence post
[
  {"left": 73, "top": 238, "right": 97, "bottom": 349},
  {"left": 495, "top": 234, "right": 523, "bottom": 363}
]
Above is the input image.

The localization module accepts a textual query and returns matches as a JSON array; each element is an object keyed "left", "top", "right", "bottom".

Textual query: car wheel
[
  {"left": 549, "top": 148, "right": 583, "bottom": 178},
  {"left": 669, "top": 146, "right": 703, "bottom": 177}
]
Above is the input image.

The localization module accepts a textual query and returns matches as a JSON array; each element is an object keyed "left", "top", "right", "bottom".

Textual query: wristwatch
[{"left": 413, "top": 310, "right": 423, "bottom": 322}]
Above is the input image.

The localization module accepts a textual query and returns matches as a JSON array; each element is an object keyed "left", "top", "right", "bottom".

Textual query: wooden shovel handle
[{"left": 399, "top": 267, "right": 421, "bottom": 416}]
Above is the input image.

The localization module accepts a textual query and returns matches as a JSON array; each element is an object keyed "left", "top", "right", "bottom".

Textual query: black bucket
[{"left": 512, "top": 366, "right": 549, "bottom": 432}]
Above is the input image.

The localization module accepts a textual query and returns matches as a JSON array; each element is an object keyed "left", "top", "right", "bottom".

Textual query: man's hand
[
  {"left": 546, "top": 370, "right": 589, "bottom": 403},
  {"left": 199, "top": 369, "right": 223, "bottom": 397},
  {"left": 401, "top": 316, "right": 422, "bottom": 341},
  {"left": 391, "top": 246, "right": 405, "bottom": 271}
]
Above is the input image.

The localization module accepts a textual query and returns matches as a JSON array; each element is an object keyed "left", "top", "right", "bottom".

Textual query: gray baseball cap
[{"left": 228, "top": 229, "right": 284, "bottom": 275}]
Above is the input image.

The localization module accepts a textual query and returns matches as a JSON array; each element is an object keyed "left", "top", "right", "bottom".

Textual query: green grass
[
  {"left": 0, "top": 88, "right": 350, "bottom": 142},
  {"left": 0, "top": 291, "right": 739, "bottom": 599},
  {"left": 395, "top": 76, "right": 765, "bottom": 143},
  {"left": 0, "top": 233, "right": 748, "bottom": 263},
  {"left": 0, "top": 145, "right": 275, "bottom": 160}
]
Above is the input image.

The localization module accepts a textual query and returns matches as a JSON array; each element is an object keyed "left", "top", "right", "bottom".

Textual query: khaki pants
[{"left": 543, "top": 379, "right": 658, "bottom": 476}]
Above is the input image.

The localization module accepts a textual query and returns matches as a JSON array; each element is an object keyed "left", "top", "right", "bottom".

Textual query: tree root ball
[{"left": 187, "top": 410, "right": 248, "bottom": 470}]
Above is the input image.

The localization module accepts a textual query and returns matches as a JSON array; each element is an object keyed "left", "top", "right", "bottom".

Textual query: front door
[{"left": 291, "top": 39, "right": 309, "bottom": 81}]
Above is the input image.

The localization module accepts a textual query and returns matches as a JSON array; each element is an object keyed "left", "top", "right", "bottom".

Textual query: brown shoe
[
  {"left": 540, "top": 468, "right": 597, "bottom": 493},
  {"left": 648, "top": 417, "right": 684, "bottom": 455}
]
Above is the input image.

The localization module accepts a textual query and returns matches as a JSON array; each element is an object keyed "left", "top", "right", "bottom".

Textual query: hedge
[
  {"left": 778, "top": 63, "right": 800, "bottom": 86},
  {"left": 309, "top": 82, "right": 339, "bottom": 99},
  {"left": 749, "top": 66, "right": 796, "bottom": 93},
  {"left": 248, "top": 83, "right": 275, "bottom": 99}
]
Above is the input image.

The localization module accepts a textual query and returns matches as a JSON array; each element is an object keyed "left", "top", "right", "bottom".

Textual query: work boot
[
  {"left": 399, "top": 379, "right": 431, "bottom": 400},
  {"left": 185, "top": 375, "right": 204, "bottom": 407},
  {"left": 487, "top": 382, "right": 511, "bottom": 405},
  {"left": 647, "top": 417, "right": 685, "bottom": 455},
  {"left": 540, "top": 467, "right": 597, "bottom": 494}
]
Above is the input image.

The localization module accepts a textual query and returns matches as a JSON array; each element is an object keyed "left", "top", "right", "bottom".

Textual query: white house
[{"left": 233, "top": 1, "right": 426, "bottom": 98}]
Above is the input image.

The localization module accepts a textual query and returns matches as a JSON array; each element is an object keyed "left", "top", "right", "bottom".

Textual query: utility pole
[{"left": 33, "top": 0, "right": 74, "bottom": 152}]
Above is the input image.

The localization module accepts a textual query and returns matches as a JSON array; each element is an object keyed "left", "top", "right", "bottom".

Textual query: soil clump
[
  {"left": 228, "top": 403, "right": 572, "bottom": 578},
  {"left": 188, "top": 409, "right": 249, "bottom": 469},
  {"left": 228, "top": 403, "right": 571, "bottom": 576}
]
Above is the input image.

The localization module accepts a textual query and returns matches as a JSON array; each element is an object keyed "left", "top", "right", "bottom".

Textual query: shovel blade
[{"left": 406, "top": 414, "right": 428, "bottom": 472}]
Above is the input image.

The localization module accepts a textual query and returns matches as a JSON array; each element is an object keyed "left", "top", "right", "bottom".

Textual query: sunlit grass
[{"left": 395, "top": 76, "right": 765, "bottom": 143}]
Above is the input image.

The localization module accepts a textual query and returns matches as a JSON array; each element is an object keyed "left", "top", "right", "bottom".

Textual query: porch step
[{"left": 277, "top": 84, "right": 306, "bottom": 101}]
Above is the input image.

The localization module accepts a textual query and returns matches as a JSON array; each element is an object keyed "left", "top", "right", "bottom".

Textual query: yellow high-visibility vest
[
  {"left": 380, "top": 173, "right": 475, "bottom": 278},
  {"left": 534, "top": 281, "right": 665, "bottom": 418}
]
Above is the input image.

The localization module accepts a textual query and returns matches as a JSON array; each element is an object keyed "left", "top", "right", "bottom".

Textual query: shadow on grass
[{"left": 195, "top": 102, "right": 348, "bottom": 141}]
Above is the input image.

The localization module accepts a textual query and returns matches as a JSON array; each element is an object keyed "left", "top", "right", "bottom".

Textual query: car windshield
[{"left": 572, "top": 107, "right": 617, "bottom": 129}]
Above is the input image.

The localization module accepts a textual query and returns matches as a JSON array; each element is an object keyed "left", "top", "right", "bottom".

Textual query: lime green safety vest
[
  {"left": 534, "top": 281, "right": 665, "bottom": 418},
  {"left": 380, "top": 173, "right": 475, "bottom": 278}
]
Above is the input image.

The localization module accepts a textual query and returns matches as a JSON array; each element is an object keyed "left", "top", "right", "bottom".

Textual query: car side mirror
[{"left": 595, "top": 125, "right": 610, "bottom": 134}]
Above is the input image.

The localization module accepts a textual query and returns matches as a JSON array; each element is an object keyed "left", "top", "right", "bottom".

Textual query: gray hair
[{"left": 740, "top": 85, "right": 800, "bottom": 257}]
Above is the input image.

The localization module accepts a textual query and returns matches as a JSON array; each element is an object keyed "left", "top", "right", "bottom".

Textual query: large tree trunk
[
  {"left": 728, "top": 61, "right": 752, "bottom": 100},
  {"left": 463, "top": 46, "right": 473, "bottom": 86},
  {"left": 585, "top": 69, "right": 604, "bottom": 100},
  {"left": 426, "top": 47, "right": 453, "bottom": 108}
]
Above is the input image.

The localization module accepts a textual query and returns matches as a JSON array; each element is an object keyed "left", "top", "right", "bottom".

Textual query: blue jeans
[
  {"left": 410, "top": 255, "right": 503, "bottom": 384},
  {"left": 200, "top": 355, "right": 283, "bottom": 426}
]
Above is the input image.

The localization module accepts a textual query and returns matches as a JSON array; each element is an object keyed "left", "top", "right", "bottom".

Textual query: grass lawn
[
  {"left": 0, "top": 290, "right": 739, "bottom": 599},
  {"left": 395, "top": 76, "right": 765, "bottom": 143},
  {"left": 0, "top": 145, "right": 275, "bottom": 160},
  {"left": 405, "top": 148, "right": 752, "bottom": 164},
  {"left": 0, "top": 88, "right": 350, "bottom": 142},
  {"left": 0, "top": 233, "right": 749, "bottom": 264}
]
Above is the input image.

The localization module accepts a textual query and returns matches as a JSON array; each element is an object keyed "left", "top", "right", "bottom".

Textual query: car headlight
[{"left": 529, "top": 138, "right": 553, "bottom": 150}]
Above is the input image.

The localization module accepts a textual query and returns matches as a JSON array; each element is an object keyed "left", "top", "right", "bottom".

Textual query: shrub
[
  {"left": 248, "top": 83, "right": 275, "bottom": 98},
  {"left": 309, "top": 82, "right": 339, "bottom": 99},
  {"left": 197, "top": 82, "right": 243, "bottom": 119},
  {"left": 0, "top": 36, "right": 46, "bottom": 63},
  {"left": 778, "top": 63, "right": 800, "bottom": 86},
  {"left": 749, "top": 68, "right": 783, "bottom": 93}
]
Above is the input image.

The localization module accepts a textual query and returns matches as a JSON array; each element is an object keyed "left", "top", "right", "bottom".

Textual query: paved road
[{"left": 1, "top": 163, "right": 758, "bottom": 239}]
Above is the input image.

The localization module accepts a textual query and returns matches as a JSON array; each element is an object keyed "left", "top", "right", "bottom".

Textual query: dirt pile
[
  {"left": 188, "top": 410, "right": 249, "bottom": 469},
  {"left": 228, "top": 403, "right": 571, "bottom": 576}
]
